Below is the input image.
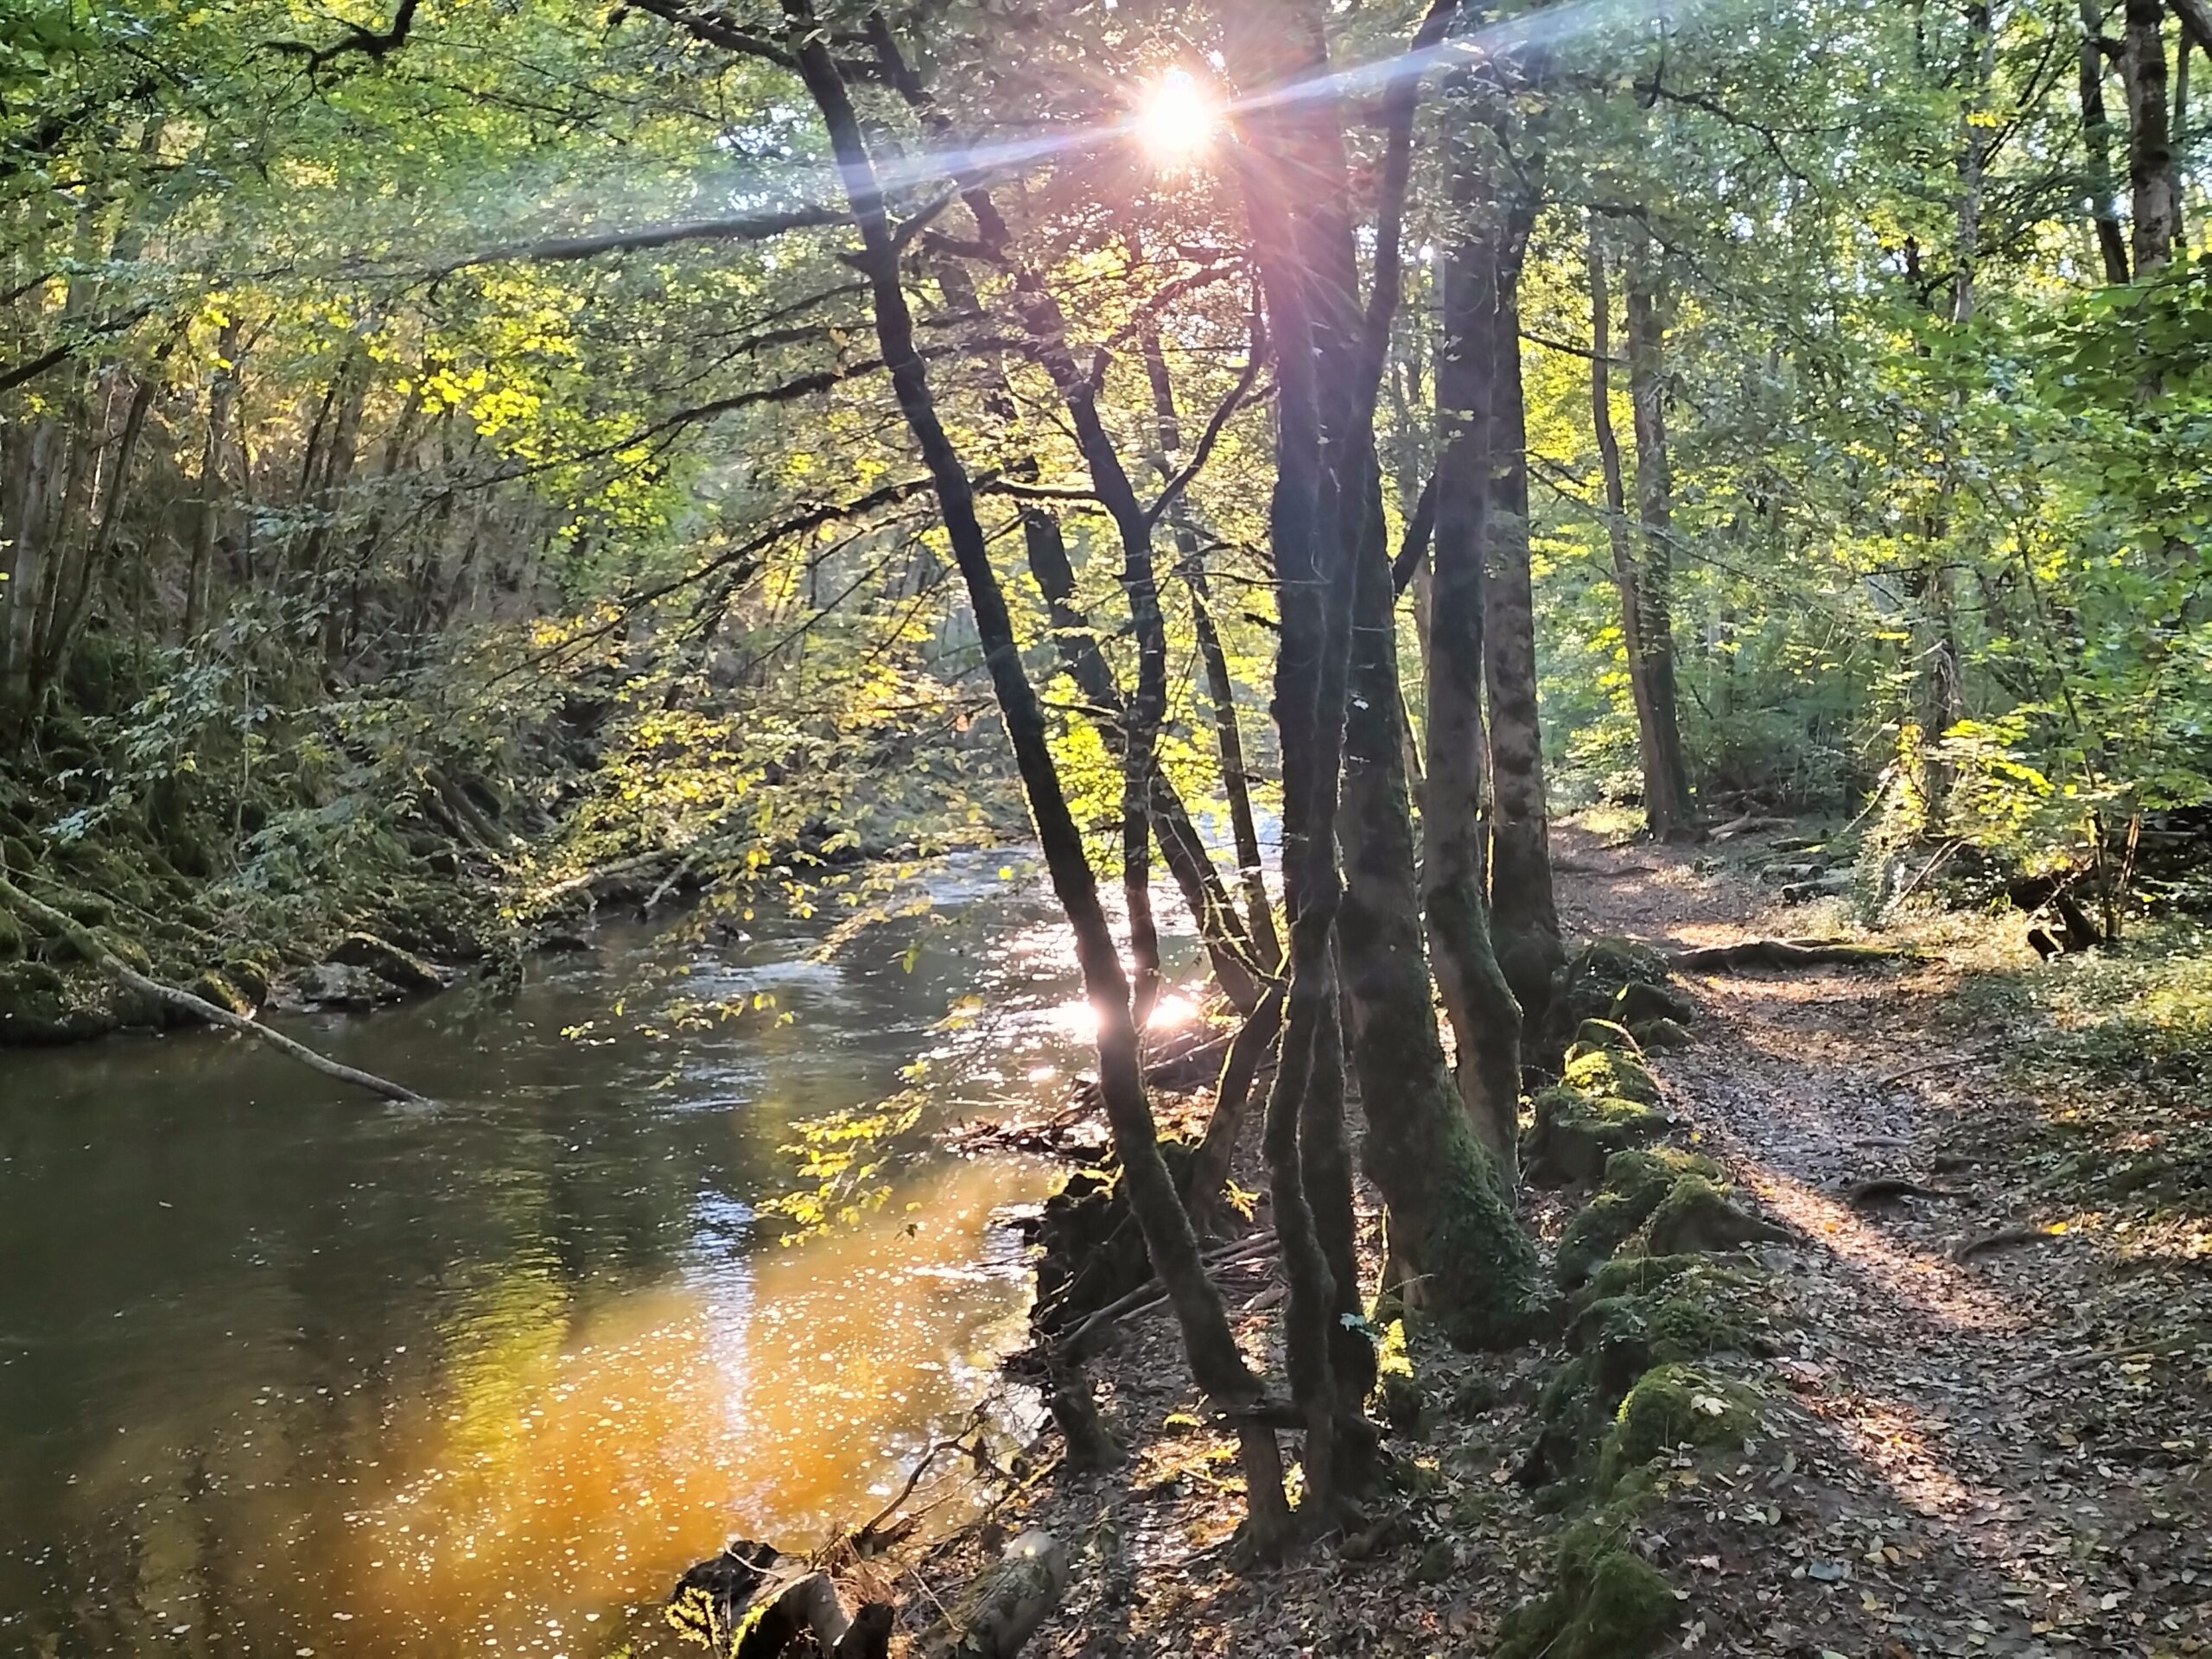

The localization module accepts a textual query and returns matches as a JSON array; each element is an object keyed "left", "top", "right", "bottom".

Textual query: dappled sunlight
[{"left": 1732, "top": 1157, "right": 2025, "bottom": 1336}]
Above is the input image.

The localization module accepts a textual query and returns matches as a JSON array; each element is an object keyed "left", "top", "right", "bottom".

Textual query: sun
[{"left": 1133, "top": 68, "right": 1219, "bottom": 165}]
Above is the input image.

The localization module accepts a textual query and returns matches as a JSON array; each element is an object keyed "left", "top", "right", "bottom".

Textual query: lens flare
[{"left": 1134, "top": 68, "right": 1219, "bottom": 164}]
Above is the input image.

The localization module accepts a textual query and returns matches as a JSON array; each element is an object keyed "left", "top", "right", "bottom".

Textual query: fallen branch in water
[
  {"left": 0, "top": 874, "right": 432, "bottom": 1106},
  {"left": 1668, "top": 938, "right": 1910, "bottom": 972}
]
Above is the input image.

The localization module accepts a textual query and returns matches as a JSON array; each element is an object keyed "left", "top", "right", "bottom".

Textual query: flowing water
[{"left": 0, "top": 851, "right": 1161, "bottom": 1658}]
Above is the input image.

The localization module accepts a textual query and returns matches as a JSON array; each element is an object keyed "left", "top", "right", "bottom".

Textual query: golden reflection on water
[{"left": 128, "top": 1160, "right": 1038, "bottom": 1659}]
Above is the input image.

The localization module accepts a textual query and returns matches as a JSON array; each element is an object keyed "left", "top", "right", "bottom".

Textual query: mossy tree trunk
[
  {"left": 1426, "top": 77, "right": 1527, "bottom": 1179},
  {"left": 1480, "top": 168, "right": 1566, "bottom": 1024}
]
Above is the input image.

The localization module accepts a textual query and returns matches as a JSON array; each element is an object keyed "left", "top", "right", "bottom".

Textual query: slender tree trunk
[
  {"left": 1229, "top": 0, "right": 1538, "bottom": 1351},
  {"left": 1623, "top": 222, "right": 1694, "bottom": 837},
  {"left": 1140, "top": 326, "right": 1282, "bottom": 969},
  {"left": 2129, "top": 0, "right": 2179, "bottom": 269},
  {"left": 2083, "top": 0, "right": 2134, "bottom": 280},
  {"left": 776, "top": 0, "right": 1288, "bottom": 1540},
  {"left": 1425, "top": 104, "right": 1524, "bottom": 1179},
  {"left": 1481, "top": 203, "right": 1566, "bottom": 1025},
  {"left": 1019, "top": 510, "right": 1266, "bottom": 1014},
  {"left": 2175, "top": 32, "right": 2190, "bottom": 245},
  {"left": 1588, "top": 227, "right": 1681, "bottom": 850},
  {"left": 184, "top": 319, "right": 241, "bottom": 639}
]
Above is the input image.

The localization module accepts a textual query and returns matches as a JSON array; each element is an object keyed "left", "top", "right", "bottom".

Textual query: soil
[{"left": 910, "top": 819, "right": 2212, "bottom": 1659}]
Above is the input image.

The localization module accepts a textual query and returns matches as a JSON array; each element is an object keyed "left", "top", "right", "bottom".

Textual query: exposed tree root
[
  {"left": 1951, "top": 1224, "right": 2068, "bottom": 1262},
  {"left": 1667, "top": 938, "right": 1910, "bottom": 972},
  {"left": 1842, "top": 1176, "right": 1972, "bottom": 1208}
]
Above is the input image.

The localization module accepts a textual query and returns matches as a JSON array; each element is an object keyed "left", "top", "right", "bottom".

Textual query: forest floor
[{"left": 931, "top": 818, "right": 2212, "bottom": 1659}]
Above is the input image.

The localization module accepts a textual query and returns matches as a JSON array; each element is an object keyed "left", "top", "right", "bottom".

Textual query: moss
[
  {"left": 187, "top": 970, "right": 257, "bottom": 1017},
  {"left": 1569, "top": 1017, "right": 1642, "bottom": 1057},
  {"left": 1597, "top": 1363, "right": 1759, "bottom": 1491},
  {"left": 1641, "top": 1173, "right": 1789, "bottom": 1256},
  {"left": 1630, "top": 1016, "right": 1691, "bottom": 1051},
  {"left": 1496, "top": 1491, "right": 1682, "bottom": 1659},
  {"left": 0, "top": 905, "right": 22, "bottom": 959},
  {"left": 1585, "top": 1252, "right": 1710, "bottom": 1300},
  {"left": 223, "top": 957, "right": 273, "bottom": 1004},
  {"left": 1612, "top": 979, "right": 1694, "bottom": 1028},
  {"left": 0, "top": 960, "right": 112, "bottom": 1045},
  {"left": 1525, "top": 1086, "right": 1669, "bottom": 1188},
  {"left": 1561, "top": 1047, "right": 1662, "bottom": 1106},
  {"left": 1554, "top": 1150, "right": 1722, "bottom": 1286}
]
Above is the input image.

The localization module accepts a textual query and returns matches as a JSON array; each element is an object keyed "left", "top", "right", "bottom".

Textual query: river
[{"left": 0, "top": 850, "right": 1173, "bottom": 1658}]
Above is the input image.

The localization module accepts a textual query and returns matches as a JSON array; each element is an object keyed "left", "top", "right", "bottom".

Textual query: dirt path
[{"left": 1558, "top": 823, "right": 2209, "bottom": 1659}]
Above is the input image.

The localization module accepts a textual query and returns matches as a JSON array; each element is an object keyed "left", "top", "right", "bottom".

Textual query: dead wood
[
  {"left": 1550, "top": 860, "right": 1662, "bottom": 877},
  {"left": 1708, "top": 810, "right": 1791, "bottom": 840},
  {"left": 1667, "top": 938, "right": 1910, "bottom": 972},
  {"left": 0, "top": 874, "right": 431, "bottom": 1105}
]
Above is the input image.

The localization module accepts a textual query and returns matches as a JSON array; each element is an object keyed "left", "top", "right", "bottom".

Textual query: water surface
[{"left": 0, "top": 852, "right": 1128, "bottom": 1657}]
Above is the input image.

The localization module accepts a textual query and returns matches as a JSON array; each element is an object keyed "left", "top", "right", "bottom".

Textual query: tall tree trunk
[
  {"left": 1623, "top": 221, "right": 1694, "bottom": 838},
  {"left": 1139, "top": 325, "right": 1282, "bottom": 969},
  {"left": 2129, "top": 0, "right": 2179, "bottom": 269},
  {"left": 184, "top": 319, "right": 242, "bottom": 639},
  {"left": 1481, "top": 196, "right": 1566, "bottom": 1026},
  {"left": 1229, "top": 0, "right": 1539, "bottom": 1351},
  {"left": 775, "top": 0, "right": 1289, "bottom": 1541},
  {"left": 1424, "top": 99, "right": 1524, "bottom": 1179},
  {"left": 1588, "top": 228, "right": 1676, "bottom": 848},
  {"left": 2082, "top": 0, "right": 2134, "bottom": 280}
]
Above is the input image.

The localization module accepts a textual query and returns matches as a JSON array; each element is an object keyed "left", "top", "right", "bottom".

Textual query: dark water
[{"left": 0, "top": 852, "right": 1174, "bottom": 1658}]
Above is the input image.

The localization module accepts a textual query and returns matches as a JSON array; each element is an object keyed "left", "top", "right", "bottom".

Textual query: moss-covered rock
[
  {"left": 1525, "top": 1087, "right": 1670, "bottom": 1189},
  {"left": 1570, "top": 1017, "right": 1643, "bottom": 1057},
  {"left": 0, "top": 960, "right": 113, "bottom": 1045},
  {"left": 0, "top": 905, "right": 23, "bottom": 959},
  {"left": 1629, "top": 1016, "right": 1692, "bottom": 1051},
  {"left": 1554, "top": 1149, "right": 1722, "bottom": 1286},
  {"left": 1561, "top": 1047, "right": 1662, "bottom": 1106},
  {"left": 1641, "top": 1174, "right": 1790, "bottom": 1256},
  {"left": 1612, "top": 979, "right": 1694, "bottom": 1029},
  {"left": 187, "top": 970, "right": 257, "bottom": 1018},
  {"left": 327, "top": 932, "right": 448, "bottom": 995},
  {"left": 1598, "top": 1363, "right": 1759, "bottom": 1491},
  {"left": 1495, "top": 1493, "right": 1683, "bottom": 1659}
]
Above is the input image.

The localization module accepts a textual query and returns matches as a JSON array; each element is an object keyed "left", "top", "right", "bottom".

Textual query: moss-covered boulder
[
  {"left": 0, "top": 960, "right": 114, "bottom": 1045},
  {"left": 1561, "top": 1046, "right": 1662, "bottom": 1106},
  {"left": 1525, "top": 1088, "right": 1670, "bottom": 1189},
  {"left": 1629, "top": 1016, "right": 1691, "bottom": 1051},
  {"left": 1641, "top": 1173, "right": 1790, "bottom": 1256},
  {"left": 1554, "top": 1149, "right": 1723, "bottom": 1286},
  {"left": 187, "top": 970, "right": 257, "bottom": 1018},
  {"left": 1495, "top": 1497, "right": 1683, "bottom": 1659},
  {"left": 327, "top": 932, "right": 449, "bottom": 995},
  {"left": 1597, "top": 1363, "right": 1760, "bottom": 1491},
  {"left": 1612, "top": 979, "right": 1694, "bottom": 1029},
  {"left": 1569, "top": 1017, "right": 1643, "bottom": 1057}
]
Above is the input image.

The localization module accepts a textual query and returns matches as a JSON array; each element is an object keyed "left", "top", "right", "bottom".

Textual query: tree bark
[
  {"left": 2128, "top": 0, "right": 2178, "bottom": 270},
  {"left": 1480, "top": 201, "right": 1566, "bottom": 1029},
  {"left": 1426, "top": 101, "right": 1525, "bottom": 1179},
  {"left": 1590, "top": 226, "right": 1681, "bottom": 855},
  {"left": 1623, "top": 221, "right": 1694, "bottom": 838},
  {"left": 2082, "top": 0, "right": 2133, "bottom": 281}
]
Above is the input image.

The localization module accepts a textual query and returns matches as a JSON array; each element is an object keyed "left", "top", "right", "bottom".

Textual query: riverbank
[
  {"left": 861, "top": 822, "right": 2212, "bottom": 1659},
  {"left": 0, "top": 717, "right": 1027, "bottom": 1048}
]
